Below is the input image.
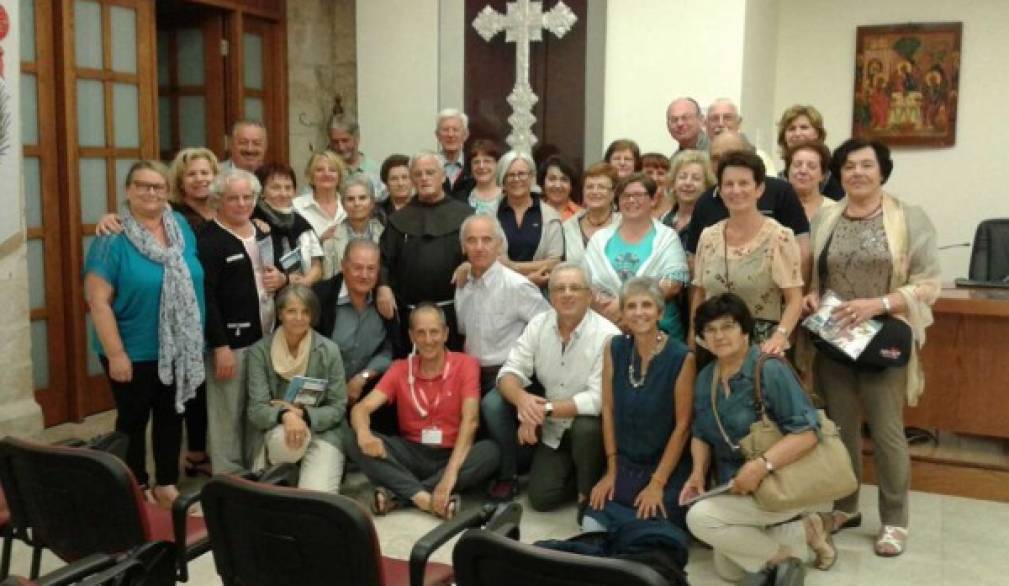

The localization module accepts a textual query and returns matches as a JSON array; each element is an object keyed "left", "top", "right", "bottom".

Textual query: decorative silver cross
[{"left": 472, "top": 0, "right": 578, "bottom": 155}]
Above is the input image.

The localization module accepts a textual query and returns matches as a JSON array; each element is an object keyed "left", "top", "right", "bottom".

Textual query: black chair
[
  {"left": 0, "top": 541, "right": 176, "bottom": 586},
  {"left": 0, "top": 437, "right": 209, "bottom": 582},
  {"left": 968, "top": 218, "right": 1009, "bottom": 282},
  {"left": 201, "top": 474, "right": 519, "bottom": 586},
  {"left": 452, "top": 528, "right": 671, "bottom": 586}
]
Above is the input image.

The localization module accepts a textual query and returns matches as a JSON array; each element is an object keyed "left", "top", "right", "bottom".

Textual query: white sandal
[{"left": 875, "top": 525, "right": 908, "bottom": 557}]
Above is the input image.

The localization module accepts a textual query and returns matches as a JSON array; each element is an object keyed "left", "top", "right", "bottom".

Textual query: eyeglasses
[
  {"left": 131, "top": 180, "right": 168, "bottom": 194},
  {"left": 222, "top": 193, "right": 257, "bottom": 204},
  {"left": 620, "top": 191, "right": 651, "bottom": 201},
  {"left": 550, "top": 284, "right": 589, "bottom": 294},
  {"left": 505, "top": 171, "right": 531, "bottom": 181},
  {"left": 702, "top": 321, "right": 741, "bottom": 337}
]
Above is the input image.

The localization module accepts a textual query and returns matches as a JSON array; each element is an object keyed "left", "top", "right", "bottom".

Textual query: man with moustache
[
  {"left": 220, "top": 120, "right": 268, "bottom": 173},
  {"left": 667, "top": 97, "right": 708, "bottom": 154}
]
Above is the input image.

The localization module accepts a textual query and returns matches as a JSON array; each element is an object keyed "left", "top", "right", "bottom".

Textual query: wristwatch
[
  {"left": 881, "top": 296, "right": 892, "bottom": 313},
  {"left": 759, "top": 456, "right": 775, "bottom": 474},
  {"left": 544, "top": 402, "right": 555, "bottom": 417},
  {"left": 360, "top": 370, "right": 372, "bottom": 382}
]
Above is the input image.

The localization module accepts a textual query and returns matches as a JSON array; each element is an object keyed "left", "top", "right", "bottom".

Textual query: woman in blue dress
[{"left": 585, "top": 276, "right": 695, "bottom": 531}]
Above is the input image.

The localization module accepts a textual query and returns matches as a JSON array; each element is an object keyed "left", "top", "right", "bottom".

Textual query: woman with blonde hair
[
  {"left": 293, "top": 150, "right": 347, "bottom": 244},
  {"left": 663, "top": 150, "right": 716, "bottom": 245},
  {"left": 776, "top": 105, "right": 843, "bottom": 200}
]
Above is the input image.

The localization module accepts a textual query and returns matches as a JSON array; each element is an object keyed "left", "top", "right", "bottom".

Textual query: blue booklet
[{"left": 283, "top": 376, "right": 327, "bottom": 407}]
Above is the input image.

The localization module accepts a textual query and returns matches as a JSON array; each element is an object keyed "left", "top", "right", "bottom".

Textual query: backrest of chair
[
  {"left": 452, "top": 529, "right": 670, "bottom": 586},
  {"left": 201, "top": 476, "right": 384, "bottom": 586},
  {"left": 0, "top": 437, "right": 148, "bottom": 562},
  {"left": 968, "top": 218, "right": 1009, "bottom": 281}
]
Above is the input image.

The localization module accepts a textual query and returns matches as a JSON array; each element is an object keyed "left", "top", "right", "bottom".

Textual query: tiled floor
[{"left": 7, "top": 478, "right": 1009, "bottom": 585}]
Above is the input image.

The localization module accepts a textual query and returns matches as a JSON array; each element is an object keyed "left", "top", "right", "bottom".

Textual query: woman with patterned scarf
[{"left": 84, "top": 160, "right": 206, "bottom": 509}]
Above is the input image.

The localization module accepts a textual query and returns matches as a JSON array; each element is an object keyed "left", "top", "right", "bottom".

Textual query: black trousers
[
  {"left": 102, "top": 358, "right": 183, "bottom": 487},
  {"left": 183, "top": 382, "right": 208, "bottom": 453}
]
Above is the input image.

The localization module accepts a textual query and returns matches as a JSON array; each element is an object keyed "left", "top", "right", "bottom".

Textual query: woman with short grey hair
[
  {"left": 321, "top": 176, "right": 385, "bottom": 278},
  {"left": 495, "top": 150, "right": 563, "bottom": 288},
  {"left": 198, "top": 166, "right": 288, "bottom": 475},
  {"left": 586, "top": 276, "right": 695, "bottom": 533},
  {"left": 246, "top": 284, "right": 348, "bottom": 493}
]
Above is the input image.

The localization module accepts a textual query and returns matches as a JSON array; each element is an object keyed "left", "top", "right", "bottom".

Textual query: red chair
[
  {"left": 201, "top": 474, "right": 519, "bottom": 586},
  {"left": 0, "top": 437, "right": 209, "bottom": 582}
]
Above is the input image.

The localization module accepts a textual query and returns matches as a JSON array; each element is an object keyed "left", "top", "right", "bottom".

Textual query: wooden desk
[{"left": 906, "top": 287, "right": 1009, "bottom": 438}]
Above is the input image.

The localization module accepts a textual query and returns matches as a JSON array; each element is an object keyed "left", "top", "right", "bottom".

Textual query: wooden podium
[{"left": 907, "top": 287, "right": 1009, "bottom": 438}]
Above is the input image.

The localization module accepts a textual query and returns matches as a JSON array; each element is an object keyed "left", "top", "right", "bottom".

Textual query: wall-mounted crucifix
[{"left": 472, "top": 0, "right": 578, "bottom": 155}]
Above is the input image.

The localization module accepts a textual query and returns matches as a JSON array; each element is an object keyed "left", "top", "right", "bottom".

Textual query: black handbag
[{"left": 811, "top": 314, "right": 913, "bottom": 372}]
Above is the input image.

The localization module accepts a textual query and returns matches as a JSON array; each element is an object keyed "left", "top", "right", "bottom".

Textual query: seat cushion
[
  {"left": 143, "top": 501, "right": 208, "bottom": 546},
  {"left": 381, "top": 556, "right": 453, "bottom": 586}
]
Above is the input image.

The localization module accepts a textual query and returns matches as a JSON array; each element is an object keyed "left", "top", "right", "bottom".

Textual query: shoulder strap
[{"left": 709, "top": 363, "right": 739, "bottom": 452}]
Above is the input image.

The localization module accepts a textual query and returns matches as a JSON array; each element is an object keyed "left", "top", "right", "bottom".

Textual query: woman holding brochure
[
  {"left": 681, "top": 293, "right": 835, "bottom": 585},
  {"left": 798, "top": 139, "right": 940, "bottom": 557},
  {"left": 246, "top": 284, "right": 349, "bottom": 493}
]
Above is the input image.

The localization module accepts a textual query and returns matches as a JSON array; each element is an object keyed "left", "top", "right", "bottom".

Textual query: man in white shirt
[
  {"left": 488, "top": 263, "right": 620, "bottom": 508},
  {"left": 455, "top": 214, "right": 550, "bottom": 395}
]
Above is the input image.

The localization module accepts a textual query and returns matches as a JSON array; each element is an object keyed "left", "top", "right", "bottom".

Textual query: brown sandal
[
  {"left": 372, "top": 486, "right": 398, "bottom": 516},
  {"left": 804, "top": 512, "right": 838, "bottom": 570}
]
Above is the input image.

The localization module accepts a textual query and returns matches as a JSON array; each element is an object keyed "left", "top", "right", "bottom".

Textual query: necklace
[
  {"left": 628, "top": 332, "right": 666, "bottom": 388},
  {"left": 585, "top": 209, "right": 613, "bottom": 227},
  {"left": 843, "top": 201, "right": 882, "bottom": 220}
]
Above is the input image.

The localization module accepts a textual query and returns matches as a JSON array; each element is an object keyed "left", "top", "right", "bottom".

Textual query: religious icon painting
[{"left": 852, "top": 22, "right": 962, "bottom": 148}]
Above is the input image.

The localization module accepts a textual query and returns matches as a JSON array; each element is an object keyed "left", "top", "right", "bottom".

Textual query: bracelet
[{"left": 881, "top": 295, "right": 892, "bottom": 313}]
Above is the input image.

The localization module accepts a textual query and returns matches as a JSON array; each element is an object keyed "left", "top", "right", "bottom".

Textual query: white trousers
[{"left": 687, "top": 494, "right": 814, "bottom": 581}]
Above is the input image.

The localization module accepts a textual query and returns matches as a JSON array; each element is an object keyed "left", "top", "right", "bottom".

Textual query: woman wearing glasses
[
  {"left": 495, "top": 150, "right": 564, "bottom": 288},
  {"left": 84, "top": 161, "right": 206, "bottom": 509},
  {"left": 582, "top": 172, "right": 689, "bottom": 339}
]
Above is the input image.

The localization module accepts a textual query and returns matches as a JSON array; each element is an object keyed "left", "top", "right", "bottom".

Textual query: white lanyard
[{"left": 407, "top": 354, "right": 452, "bottom": 419}]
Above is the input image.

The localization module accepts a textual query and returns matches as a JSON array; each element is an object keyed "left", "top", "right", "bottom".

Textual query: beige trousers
[
  {"left": 687, "top": 494, "right": 813, "bottom": 580},
  {"left": 255, "top": 427, "right": 345, "bottom": 494},
  {"left": 815, "top": 353, "right": 910, "bottom": 527}
]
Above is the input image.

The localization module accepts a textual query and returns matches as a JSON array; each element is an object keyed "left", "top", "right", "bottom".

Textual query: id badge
[{"left": 421, "top": 427, "right": 443, "bottom": 446}]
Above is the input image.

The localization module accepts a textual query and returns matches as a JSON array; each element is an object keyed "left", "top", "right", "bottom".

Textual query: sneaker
[{"left": 486, "top": 478, "right": 519, "bottom": 502}]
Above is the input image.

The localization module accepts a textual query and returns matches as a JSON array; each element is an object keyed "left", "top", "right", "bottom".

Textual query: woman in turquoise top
[
  {"left": 586, "top": 277, "right": 695, "bottom": 538},
  {"left": 84, "top": 160, "right": 206, "bottom": 509},
  {"left": 680, "top": 293, "right": 833, "bottom": 585},
  {"left": 582, "top": 173, "right": 689, "bottom": 339}
]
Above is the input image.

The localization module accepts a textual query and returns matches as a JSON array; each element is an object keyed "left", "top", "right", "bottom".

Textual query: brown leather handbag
[{"left": 711, "top": 354, "right": 858, "bottom": 512}]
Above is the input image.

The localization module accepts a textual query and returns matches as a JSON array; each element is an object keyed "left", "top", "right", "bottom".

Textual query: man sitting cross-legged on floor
[{"left": 343, "top": 303, "right": 500, "bottom": 519}]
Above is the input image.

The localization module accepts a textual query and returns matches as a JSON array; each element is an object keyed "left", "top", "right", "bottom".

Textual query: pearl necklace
[{"left": 628, "top": 332, "right": 666, "bottom": 388}]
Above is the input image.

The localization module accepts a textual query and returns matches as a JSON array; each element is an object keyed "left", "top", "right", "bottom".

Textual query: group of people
[{"left": 83, "top": 98, "right": 940, "bottom": 584}]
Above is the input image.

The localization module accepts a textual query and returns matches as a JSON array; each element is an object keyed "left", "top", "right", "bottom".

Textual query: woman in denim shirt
[{"left": 679, "top": 293, "right": 834, "bottom": 586}]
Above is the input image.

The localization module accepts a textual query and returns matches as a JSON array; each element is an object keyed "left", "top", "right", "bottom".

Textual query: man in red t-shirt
[{"left": 344, "top": 303, "right": 499, "bottom": 519}]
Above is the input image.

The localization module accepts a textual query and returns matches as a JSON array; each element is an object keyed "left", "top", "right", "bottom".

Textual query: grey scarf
[{"left": 121, "top": 205, "right": 206, "bottom": 413}]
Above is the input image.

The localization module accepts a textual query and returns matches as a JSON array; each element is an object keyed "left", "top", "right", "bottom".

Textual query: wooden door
[
  {"left": 58, "top": 0, "right": 159, "bottom": 417},
  {"left": 20, "top": 0, "right": 72, "bottom": 426},
  {"left": 155, "top": 3, "right": 227, "bottom": 160}
]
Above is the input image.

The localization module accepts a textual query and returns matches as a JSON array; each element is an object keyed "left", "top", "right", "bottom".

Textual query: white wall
[
  {"left": 602, "top": 0, "right": 747, "bottom": 155},
  {"left": 774, "top": 0, "right": 1009, "bottom": 281},
  {"left": 357, "top": 0, "right": 441, "bottom": 160},
  {"left": 739, "top": 0, "right": 779, "bottom": 157}
]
